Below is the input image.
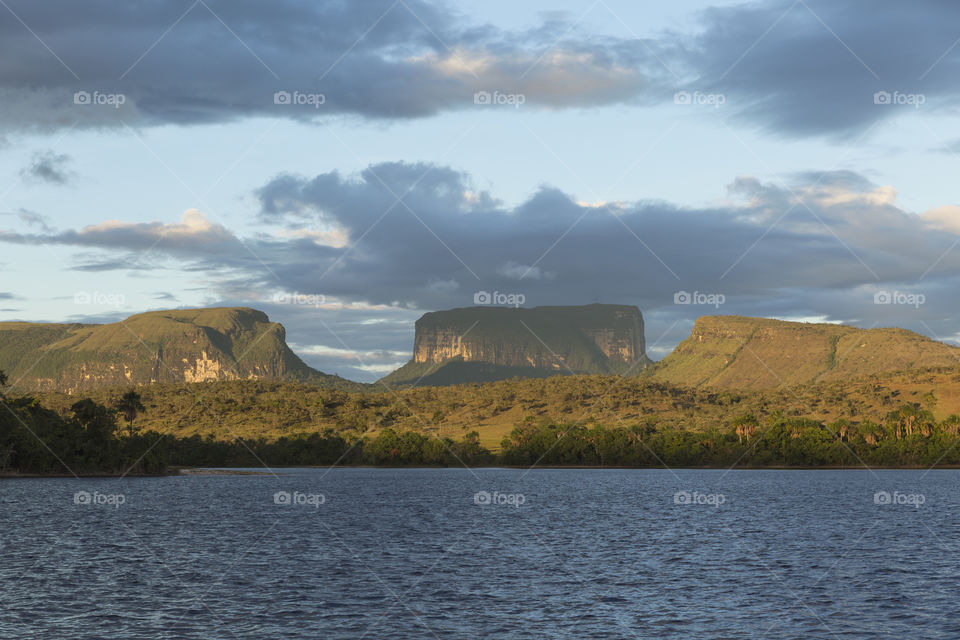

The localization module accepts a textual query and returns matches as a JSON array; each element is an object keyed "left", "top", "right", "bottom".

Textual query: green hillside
[
  {"left": 0, "top": 307, "right": 362, "bottom": 393},
  {"left": 650, "top": 315, "right": 960, "bottom": 390}
]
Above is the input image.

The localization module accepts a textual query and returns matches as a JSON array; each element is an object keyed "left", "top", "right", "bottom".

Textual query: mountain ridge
[
  {"left": 5, "top": 306, "right": 959, "bottom": 395},
  {"left": 0, "top": 307, "right": 362, "bottom": 393},
  {"left": 649, "top": 315, "right": 960, "bottom": 390},
  {"left": 382, "top": 304, "right": 652, "bottom": 386}
]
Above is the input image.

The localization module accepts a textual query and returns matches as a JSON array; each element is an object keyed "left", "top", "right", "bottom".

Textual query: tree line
[{"left": 3, "top": 369, "right": 960, "bottom": 474}]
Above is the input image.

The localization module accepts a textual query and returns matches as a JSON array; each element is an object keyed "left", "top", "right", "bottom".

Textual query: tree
[
  {"left": 71, "top": 398, "right": 118, "bottom": 442},
  {"left": 0, "top": 369, "right": 7, "bottom": 389},
  {"left": 114, "top": 390, "right": 146, "bottom": 433},
  {"left": 733, "top": 414, "right": 759, "bottom": 443}
]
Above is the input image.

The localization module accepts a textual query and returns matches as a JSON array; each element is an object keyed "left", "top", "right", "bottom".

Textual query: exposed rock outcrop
[
  {"left": 382, "top": 304, "right": 651, "bottom": 386},
  {"left": 0, "top": 307, "right": 358, "bottom": 393}
]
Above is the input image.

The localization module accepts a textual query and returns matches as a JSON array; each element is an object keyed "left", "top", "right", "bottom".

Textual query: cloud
[
  {"left": 669, "top": 0, "right": 960, "bottom": 137},
  {"left": 14, "top": 210, "right": 54, "bottom": 231},
  {"left": 497, "top": 261, "right": 552, "bottom": 280},
  {"left": 5, "top": 161, "right": 960, "bottom": 381},
  {"left": 0, "top": 0, "right": 659, "bottom": 133},
  {"left": 922, "top": 205, "right": 960, "bottom": 235},
  {"left": 19, "top": 151, "right": 74, "bottom": 185},
  {"left": 0, "top": 0, "right": 957, "bottom": 139},
  {"left": 228, "top": 299, "right": 422, "bottom": 381},
  {"left": 1, "top": 0, "right": 956, "bottom": 138},
  {"left": 2, "top": 209, "right": 238, "bottom": 255}
]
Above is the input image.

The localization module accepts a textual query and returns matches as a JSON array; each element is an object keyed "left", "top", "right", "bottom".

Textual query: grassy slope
[
  {"left": 0, "top": 307, "right": 364, "bottom": 392},
  {"left": 650, "top": 316, "right": 960, "bottom": 390}
]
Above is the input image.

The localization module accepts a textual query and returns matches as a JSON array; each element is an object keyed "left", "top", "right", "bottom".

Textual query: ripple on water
[{"left": 2, "top": 468, "right": 958, "bottom": 639}]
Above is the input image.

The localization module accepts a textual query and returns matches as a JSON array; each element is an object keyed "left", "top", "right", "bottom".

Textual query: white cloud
[{"left": 922, "top": 205, "right": 960, "bottom": 234}]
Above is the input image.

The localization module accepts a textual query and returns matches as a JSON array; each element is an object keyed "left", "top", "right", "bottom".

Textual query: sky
[{"left": 2, "top": 0, "right": 960, "bottom": 381}]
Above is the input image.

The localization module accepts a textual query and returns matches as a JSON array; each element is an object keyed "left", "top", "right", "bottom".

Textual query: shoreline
[{"left": 3, "top": 464, "right": 959, "bottom": 478}]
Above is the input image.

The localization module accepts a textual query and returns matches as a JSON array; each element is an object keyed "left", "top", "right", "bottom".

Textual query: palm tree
[{"left": 114, "top": 390, "right": 146, "bottom": 433}]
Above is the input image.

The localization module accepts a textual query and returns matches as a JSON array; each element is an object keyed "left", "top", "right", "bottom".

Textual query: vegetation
[
  {"left": 650, "top": 315, "right": 960, "bottom": 390},
  {"left": 0, "top": 307, "right": 363, "bottom": 394},
  {"left": 6, "top": 363, "right": 960, "bottom": 473},
  {"left": 23, "top": 365, "right": 960, "bottom": 452},
  {"left": 0, "top": 368, "right": 493, "bottom": 474},
  {"left": 498, "top": 407, "right": 960, "bottom": 468},
  {"left": 0, "top": 388, "right": 167, "bottom": 476}
]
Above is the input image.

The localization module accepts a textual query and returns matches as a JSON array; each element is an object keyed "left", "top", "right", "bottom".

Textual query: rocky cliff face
[
  {"left": 0, "top": 307, "right": 355, "bottom": 393},
  {"left": 383, "top": 304, "right": 651, "bottom": 385},
  {"left": 412, "top": 305, "right": 646, "bottom": 367}
]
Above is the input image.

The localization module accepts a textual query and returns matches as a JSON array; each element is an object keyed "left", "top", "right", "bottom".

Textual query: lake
[{"left": 2, "top": 468, "right": 957, "bottom": 638}]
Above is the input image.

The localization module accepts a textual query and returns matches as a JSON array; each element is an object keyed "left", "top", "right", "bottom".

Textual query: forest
[{"left": 2, "top": 369, "right": 960, "bottom": 474}]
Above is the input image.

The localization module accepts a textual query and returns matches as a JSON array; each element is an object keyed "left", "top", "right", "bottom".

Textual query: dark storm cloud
[
  {"left": 672, "top": 0, "right": 960, "bottom": 137},
  {"left": 3, "top": 162, "right": 959, "bottom": 308},
  {"left": 19, "top": 151, "right": 74, "bottom": 185},
  {"left": 0, "top": 0, "right": 654, "bottom": 132},
  {"left": 2, "top": 0, "right": 959, "bottom": 136},
  {"left": 249, "top": 163, "right": 960, "bottom": 308}
]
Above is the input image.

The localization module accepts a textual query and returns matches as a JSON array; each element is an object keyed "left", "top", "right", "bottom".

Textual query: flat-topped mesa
[
  {"left": 651, "top": 315, "right": 960, "bottom": 390},
  {"left": 385, "top": 304, "right": 651, "bottom": 386}
]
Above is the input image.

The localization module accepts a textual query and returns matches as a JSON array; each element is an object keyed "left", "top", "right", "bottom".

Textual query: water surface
[{"left": 2, "top": 468, "right": 957, "bottom": 638}]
